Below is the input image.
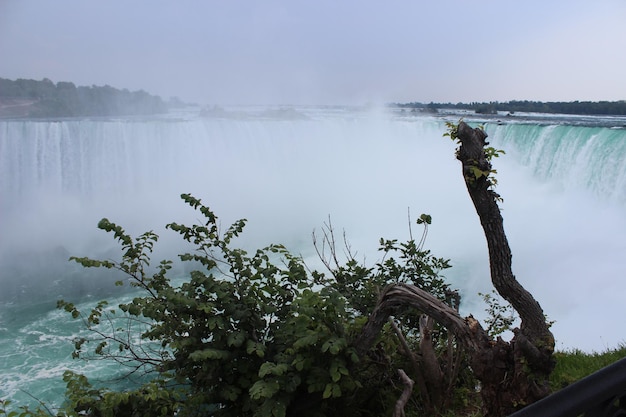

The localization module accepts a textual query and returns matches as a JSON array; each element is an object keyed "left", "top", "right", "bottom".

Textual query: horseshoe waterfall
[{"left": 1, "top": 107, "right": 625, "bottom": 407}]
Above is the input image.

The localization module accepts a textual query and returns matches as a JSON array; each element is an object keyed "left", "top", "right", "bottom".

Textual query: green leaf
[
  {"left": 329, "top": 359, "right": 349, "bottom": 382},
  {"left": 417, "top": 213, "right": 432, "bottom": 225},
  {"left": 322, "top": 383, "right": 333, "bottom": 399},
  {"left": 227, "top": 331, "right": 246, "bottom": 347},
  {"left": 321, "top": 337, "right": 346, "bottom": 355},
  {"left": 259, "top": 362, "right": 276, "bottom": 378},
  {"left": 293, "top": 333, "right": 319, "bottom": 349},
  {"left": 249, "top": 379, "right": 280, "bottom": 400},
  {"left": 292, "top": 354, "right": 308, "bottom": 372},
  {"left": 189, "top": 348, "right": 230, "bottom": 361},
  {"left": 259, "top": 362, "right": 289, "bottom": 377},
  {"left": 322, "top": 383, "right": 342, "bottom": 399},
  {"left": 247, "top": 340, "right": 266, "bottom": 358}
]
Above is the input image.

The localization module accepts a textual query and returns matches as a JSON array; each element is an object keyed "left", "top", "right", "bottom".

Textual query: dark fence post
[{"left": 508, "top": 357, "right": 626, "bottom": 417}]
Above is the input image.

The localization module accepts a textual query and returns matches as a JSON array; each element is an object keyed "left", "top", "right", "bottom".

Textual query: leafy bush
[{"left": 34, "top": 194, "right": 459, "bottom": 417}]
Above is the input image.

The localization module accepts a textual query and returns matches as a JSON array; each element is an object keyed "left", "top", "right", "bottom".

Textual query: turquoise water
[
  {"left": 486, "top": 123, "right": 626, "bottom": 204},
  {"left": 1, "top": 108, "right": 625, "bottom": 409},
  {"left": 0, "top": 294, "right": 146, "bottom": 409}
]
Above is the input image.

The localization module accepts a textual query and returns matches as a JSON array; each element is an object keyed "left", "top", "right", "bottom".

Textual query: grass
[{"left": 550, "top": 343, "right": 626, "bottom": 390}]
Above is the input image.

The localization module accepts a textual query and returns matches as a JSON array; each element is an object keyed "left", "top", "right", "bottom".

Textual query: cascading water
[
  {"left": 1, "top": 107, "right": 625, "bottom": 408},
  {"left": 486, "top": 123, "right": 626, "bottom": 203}
]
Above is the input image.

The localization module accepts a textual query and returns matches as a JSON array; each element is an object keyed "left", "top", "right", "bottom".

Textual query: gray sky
[{"left": 1, "top": 0, "right": 625, "bottom": 105}]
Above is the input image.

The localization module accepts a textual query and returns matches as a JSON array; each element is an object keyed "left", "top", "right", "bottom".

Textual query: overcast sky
[{"left": 1, "top": 1, "right": 625, "bottom": 105}]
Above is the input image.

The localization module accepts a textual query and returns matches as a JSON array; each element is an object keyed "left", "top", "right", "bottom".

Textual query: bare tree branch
[{"left": 393, "top": 369, "right": 414, "bottom": 417}]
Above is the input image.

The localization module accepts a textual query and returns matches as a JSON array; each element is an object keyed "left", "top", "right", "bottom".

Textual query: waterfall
[
  {"left": 1, "top": 108, "right": 625, "bottom": 353},
  {"left": 486, "top": 123, "right": 626, "bottom": 204}
]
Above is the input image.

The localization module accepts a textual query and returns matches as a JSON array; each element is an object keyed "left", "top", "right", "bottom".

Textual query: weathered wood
[
  {"left": 456, "top": 122, "right": 553, "bottom": 349},
  {"left": 419, "top": 315, "right": 443, "bottom": 408},
  {"left": 353, "top": 121, "right": 556, "bottom": 416},
  {"left": 456, "top": 121, "right": 556, "bottom": 415},
  {"left": 388, "top": 317, "right": 432, "bottom": 409},
  {"left": 393, "top": 369, "right": 415, "bottom": 417},
  {"left": 353, "top": 283, "right": 482, "bottom": 359}
]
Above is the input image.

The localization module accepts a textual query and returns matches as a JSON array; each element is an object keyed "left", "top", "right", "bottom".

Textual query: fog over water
[
  {"left": 1, "top": 106, "right": 626, "bottom": 409},
  {"left": 1, "top": 107, "right": 625, "bottom": 354}
]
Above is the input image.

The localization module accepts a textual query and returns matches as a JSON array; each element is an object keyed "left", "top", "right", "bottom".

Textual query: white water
[{"left": 1, "top": 107, "right": 625, "bottom": 407}]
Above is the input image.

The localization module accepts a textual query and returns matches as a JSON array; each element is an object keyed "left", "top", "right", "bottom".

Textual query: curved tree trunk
[
  {"left": 353, "top": 122, "right": 555, "bottom": 416},
  {"left": 455, "top": 121, "right": 555, "bottom": 413}
]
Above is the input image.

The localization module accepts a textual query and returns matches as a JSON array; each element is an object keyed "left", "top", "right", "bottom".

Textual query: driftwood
[
  {"left": 354, "top": 122, "right": 555, "bottom": 416},
  {"left": 455, "top": 121, "right": 555, "bottom": 415},
  {"left": 393, "top": 369, "right": 415, "bottom": 417}
]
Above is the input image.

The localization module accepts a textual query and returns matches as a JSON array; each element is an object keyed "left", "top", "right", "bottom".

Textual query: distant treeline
[
  {"left": 0, "top": 77, "right": 171, "bottom": 118},
  {"left": 393, "top": 100, "right": 626, "bottom": 116}
]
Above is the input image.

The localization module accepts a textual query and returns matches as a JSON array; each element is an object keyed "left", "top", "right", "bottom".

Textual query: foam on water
[{"left": 0, "top": 293, "right": 153, "bottom": 409}]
